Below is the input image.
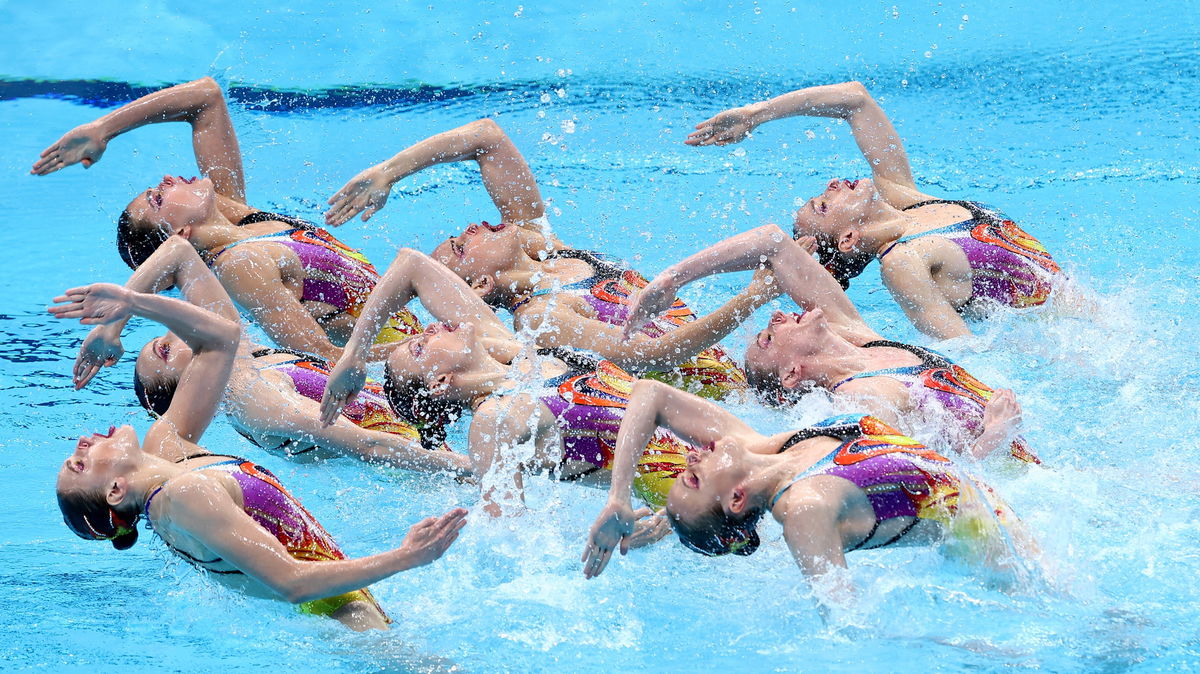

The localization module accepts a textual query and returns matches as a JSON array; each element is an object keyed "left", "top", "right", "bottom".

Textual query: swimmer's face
[
  {"left": 792, "top": 178, "right": 877, "bottom": 247},
  {"left": 56, "top": 425, "right": 141, "bottom": 498},
  {"left": 432, "top": 222, "right": 522, "bottom": 299},
  {"left": 387, "top": 322, "right": 478, "bottom": 401},
  {"left": 123, "top": 175, "right": 217, "bottom": 238},
  {"left": 666, "top": 436, "right": 748, "bottom": 525},
  {"left": 134, "top": 332, "right": 193, "bottom": 393},
  {"left": 743, "top": 309, "right": 829, "bottom": 395}
]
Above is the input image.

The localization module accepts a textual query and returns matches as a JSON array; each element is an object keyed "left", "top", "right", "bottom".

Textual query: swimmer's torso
[{"left": 880, "top": 200, "right": 1060, "bottom": 310}]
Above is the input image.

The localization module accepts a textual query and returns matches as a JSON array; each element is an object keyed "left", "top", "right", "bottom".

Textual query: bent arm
[
  {"left": 341, "top": 248, "right": 517, "bottom": 365},
  {"left": 611, "top": 380, "right": 758, "bottom": 507},
  {"left": 582, "top": 379, "right": 760, "bottom": 577},
  {"left": 168, "top": 479, "right": 465, "bottom": 603},
  {"left": 879, "top": 252, "right": 972, "bottom": 339},
  {"left": 694, "top": 82, "right": 918, "bottom": 201},
  {"left": 327, "top": 118, "right": 544, "bottom": 226},
  {"left": 242, "top": 386, "right": 473, "bottom": 475},
  {"left": 646, "top": 225, "right": 879, "bottom": 342},
  {"left": 34, "top": 77, "right": 245, "bottom": 200},
  {"left": 467, "top": 399, "right": 534, "bottom": 518}
]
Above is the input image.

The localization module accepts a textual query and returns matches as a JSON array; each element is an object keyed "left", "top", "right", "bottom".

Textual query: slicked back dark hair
[
  {"left": 57, "top": 487, "right": 140, "bottom": 550},
  {"left": 382, "top": 361, "right": 463, "bottom": 450},
  {"left": 668, "top": 502, "right": 762, "bottom": 557},
  {"left": 133, "top": 369, "right": 176, "bottom": 418},
  {"left": 117, "top": 208, "right": 171, "bottom": 270}
]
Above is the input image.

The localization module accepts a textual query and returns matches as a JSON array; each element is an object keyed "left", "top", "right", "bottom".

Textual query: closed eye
[{"left": 756, "top": 330, "right": 771, "bottom": 349}]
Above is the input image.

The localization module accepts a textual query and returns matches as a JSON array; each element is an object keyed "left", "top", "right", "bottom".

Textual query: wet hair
[
  {"left": 133, "top": 368, "right": 177, "bottom": 418},
  {"left": 668, "top": 501, "right": 762, "bottom": 557},
  {"left": 743, "top": 354, "right": 808, "bottom": 408},
  {"left": 57, "top": 487, "right": 140, "bottom": 550},
  {"left": 117, "top": 207, "right": 171, "bottom": 270},
  {"left": 814, "top": 242, "right": 873, "bottom": 291},
  {"left": 382, "top": 360, "right": 464, "bottom": 451}
]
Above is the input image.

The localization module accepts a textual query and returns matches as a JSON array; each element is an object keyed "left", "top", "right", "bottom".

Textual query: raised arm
[
  {"left": 234, "top": 381, "right": 473, "bottom": 475},
  {"left": 32, "top": 77, "right": 245, "bottom": 202},
  {"left": 319, "top": 248, "right": 517, "bottom": 425},
  {"left": 326, "top": 118, "right": 543, "bottom": 226},
  {"left": 582, "top": 379, "right": 760, "bottom": 578},
  {"left": 50, "top": 283, "right": 239, "bottom": 442},
  {"left": 530, "top": 268, "right": 779, "bottom": 371},
  {"left": 687, "top": 81, "right": 921, "bottom": 205},
  {"left": 879, "top": 248, "right": 972, "bottom": 339},
  {"left": 73, "top": 235, "right": 242, "bottom": 389},
  {"left": 627, "top": 224, "right": 879, "bottom": 344},
  {"left": 163, "top": 477, "right": 465, "bottom": 604}
]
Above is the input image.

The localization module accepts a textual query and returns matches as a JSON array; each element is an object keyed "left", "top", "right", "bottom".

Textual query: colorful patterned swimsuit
[
  {"left": 213, "top": 212, "right": 422, "bottom": 343},
  {"left": 769, "top": 415, "right": 1017, "bottom": 553},
  {"left": 235, "top": 348, "right": 429, "bottom": 454},
  {"left": 533, "top": 355, "right": 692, "bottom": 507},
  {"left": 879, "top": 200, "right": 1060, "bottom": 308},
  {"left": 513, "top": 249, "right": 747, "bottom": 399},
  {"left": 144, "top": 457, "right": 390, "bottom": 621},
  {"left": 830, "top": 340, "right": 1039, "bottom": 464}
]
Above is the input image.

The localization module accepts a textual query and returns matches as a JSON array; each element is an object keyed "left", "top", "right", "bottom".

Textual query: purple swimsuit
[
  {"left": 829, "top": 340, "right": 1039, "bottom": 464},
  {"left": 880, "top": 200, "right": 1060, "bottom": 308}
]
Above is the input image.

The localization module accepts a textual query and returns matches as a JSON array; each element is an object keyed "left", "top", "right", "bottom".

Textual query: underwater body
[{"left": 2, "top": 1, "right": 1199, "bottom": 671}]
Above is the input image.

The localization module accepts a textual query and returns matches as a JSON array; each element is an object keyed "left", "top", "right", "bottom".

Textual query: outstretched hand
[
  {"left": 325, "top": 165, "right": 392, "bottom": 226},
  {"left": 581, "top": 500, "right": 640, "bottom": 579},
  {"left": 31, "top": 123, "right": 108, "bottom": 175},
  {"left": 685, "top": 106, "right": 757, "bottom": 147},
  {"left": 398, "top": 507, "right": 468, "bottom": 568},
  {"left": 623, "top": 274, "right": 679, "bottom": 339},
  {"left": 73, "top": 325, "right": 125, "bottom": 390},
  {"left": 318, "top": 355, "right": 367, "bottom": 426},
  {"left": 49, "top": 284, "right": 134, "bottom": 326}
]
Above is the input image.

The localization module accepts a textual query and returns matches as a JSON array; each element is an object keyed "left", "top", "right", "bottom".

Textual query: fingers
[
  {"left": 318, "top": 392, "right": 344, "bottom": 427},
  {"left": 75, "top": 364, "right": 101, "bottom": 390},
  {"left": 633, "top": 507, "right": 652, "bottom": 519},
  {"left": 796, "top": 235, "right": 818, "bottom": 255},
  {"left": 583, "top": 545, "right": 614, "bottom": 579}
]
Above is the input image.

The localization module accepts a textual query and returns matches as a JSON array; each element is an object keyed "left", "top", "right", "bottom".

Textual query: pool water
[{"left": 2, "top": 1, "right": 1199, "bottom": 671}]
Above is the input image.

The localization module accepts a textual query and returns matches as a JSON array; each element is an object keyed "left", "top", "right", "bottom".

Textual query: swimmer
[
  {"left": 49, "top": 281, "right": 466, "bottom": 631},
  {"left": 72, "top": 235, "right": 470, "bottom": 474},
  {"left": 628, "top": 225, "right": 1036, "bottom": 463},
  {"left": 327, "top": 119, "right": 748, "bottom": 398},
  {"left": 582, "top": 380, "right": 1035, "bottom": 613},
  {"left": 32, "top": 77, "right": 421, "bottom": 361},
  {"left": 319, "top": 247, "right": 778, "bottom": 518},
  {"left": 687, "top": 81, "right": 1061, "bottom": 339}
]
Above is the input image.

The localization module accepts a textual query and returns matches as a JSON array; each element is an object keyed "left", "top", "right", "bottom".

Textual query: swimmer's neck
[
  {"left": 187, "top": 212, "right": 251, "bottom": 254},
  {"left": 123, "top": 453, "right": 204, "bottom": 513},
  {"left": 801, "top": 333, "right": 882, "bottom": 389},
  {"left": 853, "top": 201, "right": 912, "bottom": 256}
]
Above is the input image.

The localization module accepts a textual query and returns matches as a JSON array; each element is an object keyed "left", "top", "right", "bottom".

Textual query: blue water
[{"left": 2, "top": 1, "right": 1199, "bottom": 671}]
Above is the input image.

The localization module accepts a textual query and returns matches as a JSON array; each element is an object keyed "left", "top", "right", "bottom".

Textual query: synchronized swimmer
[{"left": 33, "top": 76, "right": 1060, "bottom": 630}]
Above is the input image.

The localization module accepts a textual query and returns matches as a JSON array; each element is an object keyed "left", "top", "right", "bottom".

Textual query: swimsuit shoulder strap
[
  {"left": 860, "top": 339, "right": 954, "bottom": 369},
  {"left": 545, "top": 248, "right": 627, "bottom": 278},
  {"left": 143, "top": 458, "right": 246, "bottom": 521},
  {"left": 536, "top": 346, "right": 602, "bottom": 374},
  {"left": 769, "top": 416, "right": 868, "bottom": 509},
  {"left": 879, "top": 200, "right": 992, "bottom": 259},
  {"left": 828, "top": 341, "right": 949, "bottom": 390},
  {"left": 250, "top": 346, "right": 330, "bottom": 366},
  {"left": 237, "top": 211, "right": 318, "bottom": 230},
  {"left": 210, "top": 228, "right": 304, "bottom": 262}
]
